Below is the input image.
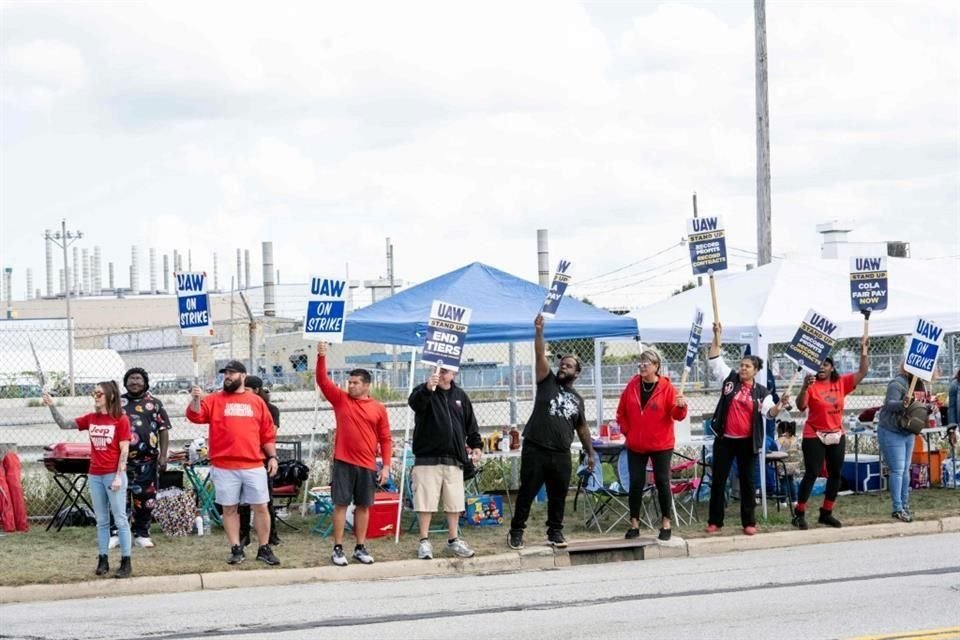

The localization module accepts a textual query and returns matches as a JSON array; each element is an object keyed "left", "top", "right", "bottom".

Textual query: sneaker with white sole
[
  {"left": 108, "top": 535, "right": 119, "bottom": 550},
  {"left": 331, "top": 545, "right": 348, "bottom": 566},
  {"left": 353, "top": 545, "right": 374, "bottom": 565},
  {"left": 446, "top": 538, "right": 475, "bottom": 558},
  {"left": 134, "top": 536, "right": 154, "bottom": 548},
  {"left": 417, "top": 538, "right": 433, "bottom": 560}
]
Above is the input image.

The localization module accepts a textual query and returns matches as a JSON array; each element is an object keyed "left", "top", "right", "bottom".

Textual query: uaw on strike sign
[
  {"left": 422, "top": 300, "right": 472, "bottom": 371},
  {"left": 904, "top": 317, "right": 944, "bottom": 382},
  {"left": 175, "top": 272, "right": 213, "bottom": 337},
  {"left": 302, "top": 277, "right": 347, "bottom": 342}
]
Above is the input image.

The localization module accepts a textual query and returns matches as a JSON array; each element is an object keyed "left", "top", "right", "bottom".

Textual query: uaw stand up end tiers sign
[
  {"left": 175, "top": 272, "right": 214, "bottom": 337},
  {"left": 784, "top": 309, "right": 840, "bottom": 373},
  {"left": 422, "top": 300, "right": 472, "bottom": 372}
]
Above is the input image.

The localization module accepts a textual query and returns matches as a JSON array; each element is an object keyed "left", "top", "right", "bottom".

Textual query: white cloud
[{"left": 0, "top": 38, "right": 88, "bottom": 108}]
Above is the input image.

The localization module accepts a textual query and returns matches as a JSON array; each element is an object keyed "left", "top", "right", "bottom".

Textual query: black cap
[
  {"left": 245, "top": 375, "right": 264, "bottom": 390},
  {"left": 218, "top": 360, "right": 247, "bottom": 374}
]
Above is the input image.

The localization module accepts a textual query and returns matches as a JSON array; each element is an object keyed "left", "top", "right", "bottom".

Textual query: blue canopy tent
[
  {"left": 344, "top": 262, "right": 638, "bottom": 344},
  {"left": 341, "top": 262, "right": 638, "bottom": 542}
]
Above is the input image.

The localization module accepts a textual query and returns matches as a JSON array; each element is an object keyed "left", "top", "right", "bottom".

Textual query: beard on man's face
[
  {"left": 556, "top": 370, "right": 576, "bottom": 385},
  {"left": 223, "top": 378, "right": 242, "bottom": 393}
]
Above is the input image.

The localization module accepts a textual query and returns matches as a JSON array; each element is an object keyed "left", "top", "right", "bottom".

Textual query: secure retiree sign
[
  {"left": 422, "top": 300, "right": 472, "bottom": 371},
  {"left": 175, "top": 272, "right": 213, "bottom": 337}
]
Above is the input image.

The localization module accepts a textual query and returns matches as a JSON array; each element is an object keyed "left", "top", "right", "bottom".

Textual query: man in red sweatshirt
[
  {"left": 186, "top": 360, "right": 280, "bottom": 567},
  {"left": 316, "top": 343, "right": 392, "bottom": 567}
]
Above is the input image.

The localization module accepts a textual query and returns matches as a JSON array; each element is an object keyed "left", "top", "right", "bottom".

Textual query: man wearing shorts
[
  {"left": 408, "top": 367, "right": 483, "bottom": 560},
  {"left": 186, "top": 360, "right": 280, "bottom": 566},
  {"left": 316, "top": 343, "right": 392, "bottom": 566}
]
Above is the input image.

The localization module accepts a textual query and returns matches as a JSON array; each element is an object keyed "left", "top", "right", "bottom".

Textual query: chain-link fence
[{"left": 2, "top": 295, "right": 957, "bottom": 519}]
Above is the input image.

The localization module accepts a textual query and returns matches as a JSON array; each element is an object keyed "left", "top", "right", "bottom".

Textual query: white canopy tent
[{"left": 626, "top": 256, "right": 960, "bottom": 519}]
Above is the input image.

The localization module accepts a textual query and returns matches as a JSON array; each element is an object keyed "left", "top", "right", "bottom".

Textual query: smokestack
[
  {"left": 149, "top": 248, "right": 157, "bottom": 292},
  {"left": 536, "top": 229, "right": 550, "bottom": 287},
  {"left": 93, "top": 246, "right": 102, "bottom": 295},
  {"left": 172, "top": 250, "right": 179, "bottom": 274},
  {"left": 59, "top": 268, "right": 65, "bottom": 295},
  {"left": 213, "top": 253, "right": 219, "bottom": 291},
  {"left": 236, "top": 248, "right": 242, "bottom": 290},
  {"left": 131, "top": 245, "right": 140, "bottom": 292},
  {"left": 108, "top": 262, "right": 115, "bottom": 290},
  {"left": 45, "top": 229, "right": 54, "bottom": 297},
  {"left": 188, "top": 249, "right": 192, "bottom": 271},
  {"left": 26, "top": 268, "right": 33, "bottom": 300},
  {"left": 3, "top": 267, "right": 12, "bottom": 316},
  {"left": 163, "top": 254, "right": 170, "bottom": 292},
  {"left": 244, "top": 249, "right": 251, "bottom": 290},
  {"left": 82, "top": 248, "right": 90, "bottom": 295},
  {"left": 72, "top": 246, "right": 80, "bottom": 295},
  {"left": 262, "top": 241, "right": 276, "bottom": 317}
]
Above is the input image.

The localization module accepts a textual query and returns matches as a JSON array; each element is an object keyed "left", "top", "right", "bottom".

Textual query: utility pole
[
  {"left": 44, "top": 220, "right": 83, "bottom": 396},
  {"left": 386, "top": 238, "right": 398, "bottom": 387},
  {"left": 755, "top": 0, "right": 772, "bottom": 266},
  {"left": 692, "top": 192, "right": 702, "bottom": 287}
]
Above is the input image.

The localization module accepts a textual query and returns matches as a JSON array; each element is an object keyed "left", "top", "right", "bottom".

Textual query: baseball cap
[
  {"left": 245, "top": 375, "right": 264, "bottom": 390},
  {"left": 218, "top": 360, "right": 247, "bottom": 374}
]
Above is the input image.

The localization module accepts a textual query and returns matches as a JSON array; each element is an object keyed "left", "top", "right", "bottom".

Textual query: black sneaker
[
  {"left": 892, "top": 510, "right": 913, "bottom": 523},
  {"left": 625, "top": 527, "right": 640, "bottom": 540},
  {"left": 818, "top": 508, "right": 842, "bottom": 528},
  {"left": 269, "top": 533, "right": 281, "bottom": 546},
  {"left": 227, "top": 544, "right": 246, "bottom": 565},
  {"left": 792, "top": 512, "right": 808, "bottom": 530},
  {"left": 507, "top": 529, "right": 524, "bottom": 550},
  {"left": 547, "top": 529, "right": 568, "bottom": 548},
  {"left": 657, "top": 528, "right": 672, "bottom": 542},
  {"left": 114, "top": 556, "right": 132, "bottom": 579},
  {"left": 256, "top": 544, "right": 280, "bottom": 566}
]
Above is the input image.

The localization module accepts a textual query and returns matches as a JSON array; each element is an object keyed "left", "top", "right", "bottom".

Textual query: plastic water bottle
[
  {"left": 202, "top": 512, "right": 211, "bottom": 536},
  {"left": 195, "top": 515, "right": 204, "bottom": 536}
]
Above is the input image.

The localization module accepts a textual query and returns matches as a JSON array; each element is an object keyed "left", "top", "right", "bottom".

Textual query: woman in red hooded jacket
[{"left": 617, "top": 348, "right": 687, "bottom": 541}]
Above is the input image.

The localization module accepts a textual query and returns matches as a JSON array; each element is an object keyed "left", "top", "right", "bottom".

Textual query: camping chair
[
  {"left": 272, "top": 440, "right": 307, "bottom": 531},
  {"left": 401, "top": 455, "right": 448, "bottom": 534},
  {"left": 666, "top": 454, "right": 700, "bottom": 526},
  {"left": 577, "top": 450, "right": 632, "bottom": 533},
  {"left": 614, "top": 448, "right": 657, "bottom": 530}
]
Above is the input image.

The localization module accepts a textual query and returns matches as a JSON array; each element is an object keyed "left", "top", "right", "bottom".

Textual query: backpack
[
  {"left": 898, "top": 401, "right": 930, "bottom": 434},
  {"left": 275, "top": 460, "right": 310, "bottom": 487}
]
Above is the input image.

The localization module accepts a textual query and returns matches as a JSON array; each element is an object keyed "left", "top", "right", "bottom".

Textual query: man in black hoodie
[
  {"left": 117, "top": 367, "right": 171, "bottom": 548},
  {"left": 408, "top": 367, "right": 483, "bottom": 560}
]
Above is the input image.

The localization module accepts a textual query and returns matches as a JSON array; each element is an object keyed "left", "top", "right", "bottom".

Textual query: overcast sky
[{"left": 1, "top": 0, "right": 958, "bottom": 310}]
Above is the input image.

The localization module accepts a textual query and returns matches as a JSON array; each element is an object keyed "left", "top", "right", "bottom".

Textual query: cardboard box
[
  {"left": 461, "top": 495, "right": 504, "bottom": 527},
  {"left": 912, "top": 449, "right": 942, "bottom": 486},
  {"left": 910, "top": 464, "right": 930, "bottom": 489}
]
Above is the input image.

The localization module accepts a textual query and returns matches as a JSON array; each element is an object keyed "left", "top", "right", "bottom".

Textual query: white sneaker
[
  {"left": 446, "top": 538, "right": 475, "bottom": 558},
  {"left": 108, "top": 535, "right": 119, "bottom": 550},
  {"left": 417, "top": 538, "right": 433, "bottom": 560},
  {"left": 134, "top": 536, "right": 155, "bottom": 548}
]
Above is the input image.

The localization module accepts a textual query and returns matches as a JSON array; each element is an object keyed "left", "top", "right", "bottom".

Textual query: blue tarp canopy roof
[{"left": 343, "top": 262, "right": 638, "bottom": 346}]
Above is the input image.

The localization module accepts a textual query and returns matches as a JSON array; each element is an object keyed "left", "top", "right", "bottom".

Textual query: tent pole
[
  {"left": 300, "top": 379, "right": 321, "bottom": 516},
  {"left": 508, "top": 343, "right": 518, "bottom": 426},
  {"left": 395, "top": 348, "right": 417, "bottom": 544},
  {"left": 594, "top": 339, "right": 604, "bottom": 430}
]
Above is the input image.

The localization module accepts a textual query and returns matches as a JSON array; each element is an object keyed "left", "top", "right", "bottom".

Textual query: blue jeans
[
  {"left": 89, "top": 473, "right": 131, "bottom": 556},
  {"left": 878, "top": 428, "right": 915, "bottom": 513}
]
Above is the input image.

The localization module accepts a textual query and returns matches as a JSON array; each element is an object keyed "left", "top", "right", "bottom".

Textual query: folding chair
[
  {"left": 577, "top": 451, "right": 632, "bottom": 533},
  {"left": 615, "top": 449, "right": 657, "bottom": 530},
  {"left": 667, "top": 455, "right": 701, "bottom": 526},
  {"left": 272, "top": 440, "right": 307, "bottom": 531}
]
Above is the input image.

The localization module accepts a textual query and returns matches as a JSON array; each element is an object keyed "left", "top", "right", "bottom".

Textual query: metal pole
[
  {"left": 755, "top": 0, "right": 773, "bottom": 266},
  {"left": 62, "top": 220, "right": 75, "bottom": 395},
  {"left": 693, "top": 192, "right": 703, "bottom": 287},
  {"left": 239, "top": 290, "right": 255, "bottom": 374},
  {"left": 508, "top": 343, "right": 518, "bottom": 425}
]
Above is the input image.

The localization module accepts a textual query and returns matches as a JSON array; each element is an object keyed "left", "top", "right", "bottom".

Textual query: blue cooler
[{"left": 842, "top": 454, "right": 883, "bottom": 492}]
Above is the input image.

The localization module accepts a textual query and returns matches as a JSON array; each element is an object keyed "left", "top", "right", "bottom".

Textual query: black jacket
[
  {"left": 710, "top": 365, "right": 771, "bottom": 455},
  {"left": 408, "top": 382, "right": 482, "bottom": 467}
]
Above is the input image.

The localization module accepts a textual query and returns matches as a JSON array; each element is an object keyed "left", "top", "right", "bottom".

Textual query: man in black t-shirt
[
  {"left": 239, "top": 376, "right": 281, "bottom": 547},
  {"left": 508, "top": 314, "right": 596, "bottom": 550}
]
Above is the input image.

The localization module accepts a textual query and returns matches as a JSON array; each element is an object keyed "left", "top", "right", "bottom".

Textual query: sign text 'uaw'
[
  {"left": 686, "top": 216, "right": 728, "bottom": 275},
  {"left": 541, "top": 259, "right": 572, "bottom": 319},
  {"left": 684, "top": 307, "right": 705, "bottom": 370},
  {"left": 784, "top": 308, "right": 839, "bottom": 373},
  {"left": 302, "top": 277, "right": 347, "bottom": 343},
  {"left": 422, "top": 300, "right": 472, "bottom": 371},
  {"left": 904, "top": 317, "right": 945, "bottom": 382},
  {"left": 849, "top": 256, "right": 888, "bottom": 313},
  {"left": 175, "top": 271, "right": 213, "bottom": 337}
]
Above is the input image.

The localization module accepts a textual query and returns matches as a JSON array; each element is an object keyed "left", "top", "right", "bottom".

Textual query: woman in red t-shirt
[
  {"left": 793, "top": 330, "right": 869, "bottom": 530},
  {"left": 43, "top": 381, "right": 133, "bottom": 578}
]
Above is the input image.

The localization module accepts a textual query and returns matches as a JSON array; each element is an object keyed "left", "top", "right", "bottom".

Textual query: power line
[{"left": 573, "top": 241, "right": 684, "bottom": 285}]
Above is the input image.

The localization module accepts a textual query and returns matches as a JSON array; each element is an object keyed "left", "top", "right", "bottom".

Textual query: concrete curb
[{"left": 2, "top": 519, "right": 957, "bottom": 604}]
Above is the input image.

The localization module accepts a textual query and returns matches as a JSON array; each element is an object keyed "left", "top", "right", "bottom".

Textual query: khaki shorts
[{"left": 412, "top": 464, "right": 465, "bottom": 513}]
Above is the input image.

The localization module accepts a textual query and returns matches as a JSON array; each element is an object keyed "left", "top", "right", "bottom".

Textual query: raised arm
[
  {"left": 315, "top": 342, "right": 346, "bottom": 406},
  {"left": 534, "top": 313, "right": 550, "bottom": 382},
  {"left": 41, "top": 392, "right": 77, "bottom": 430},
  {"left": 853, "top": 333, "right": 870, "bottom": 386}
]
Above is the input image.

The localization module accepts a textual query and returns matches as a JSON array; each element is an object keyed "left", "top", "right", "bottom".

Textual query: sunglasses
[
  {"left": 92, "top": 391, "right": 104, "bottom": 398},
  {"left": 638, "top": 361, "right": 656, "bottom": 368}
]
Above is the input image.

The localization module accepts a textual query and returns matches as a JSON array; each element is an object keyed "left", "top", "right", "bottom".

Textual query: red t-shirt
[
  {"left": 725, "top": 382, "right": 754, "bottom": 438},
  {"left": 75, "top": 413, "right": 132, "bottom": 475},
  {"left": 803, "top": 373, "right": 856, "bottom": 438},
  {"left": 185, "top": 390, "right": 276, "bottom": 469}
]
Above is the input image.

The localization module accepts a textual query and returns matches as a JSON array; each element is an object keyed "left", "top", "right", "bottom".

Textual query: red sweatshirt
[
  {"left": 185, "top": 390, "right": 275, "bottom": 469},
  {"left": 616, "top": 375, "right": 687, "bottom": 453},
  {"left": 316, "top": 355, "right": 392, "bottom": 471}
]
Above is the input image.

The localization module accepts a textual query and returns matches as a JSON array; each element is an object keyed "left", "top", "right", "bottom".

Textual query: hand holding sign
[{"left": 422, "top": 300, "right": 472, "bottom": 372}]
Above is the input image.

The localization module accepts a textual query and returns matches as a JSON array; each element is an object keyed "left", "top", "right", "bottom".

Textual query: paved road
[{"left": 2, "top": 533, "right": 958, "bottom": 640}]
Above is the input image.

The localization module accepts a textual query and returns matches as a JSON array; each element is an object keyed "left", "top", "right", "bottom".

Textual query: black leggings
[
  {"left": 708, "top": 436, "right": 757, "bottom": 528},
  {"left": 627, "top": 449, "right": 673, "bottom": 523},
  {"left": 797, "top": 435, "right": 846, "bottom": 506}
]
